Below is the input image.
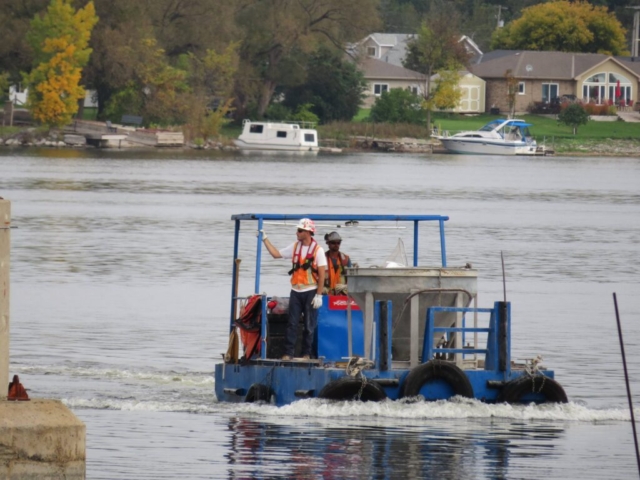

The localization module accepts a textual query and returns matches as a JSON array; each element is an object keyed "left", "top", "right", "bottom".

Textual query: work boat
[
  {"left": 215, "top": 214, "right": 567, "bottom": 406},
  {"left": 233, "top": 119, "right": 319, "bottom": 153},
  {"left": 434, "top": 118, "right": 548, "bottom": 156}
]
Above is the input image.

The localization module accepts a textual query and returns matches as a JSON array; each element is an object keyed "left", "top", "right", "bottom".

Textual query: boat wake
[
  {"left": 236, "top": 397, "right": 638, "bottom": 423},
  {"left": 13, "top": 364, "right": 214, "bottom": 387}
]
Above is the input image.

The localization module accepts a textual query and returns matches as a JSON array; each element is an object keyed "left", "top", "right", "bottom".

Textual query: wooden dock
[{"left": 65, "top": 120, "right": 184, "bottom": 148}]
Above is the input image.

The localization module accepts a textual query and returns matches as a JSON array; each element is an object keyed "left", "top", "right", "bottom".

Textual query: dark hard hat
[{"left": 324, "top": 231, "right": 342, "bottom": 242}]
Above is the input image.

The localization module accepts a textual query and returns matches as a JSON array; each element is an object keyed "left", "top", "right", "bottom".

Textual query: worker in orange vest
[
  {"left": 261, "top": 218, "right": 327, "bottom": 360},
  {"left": 323, "top": 231, "right": 354, "bottom": 295}
]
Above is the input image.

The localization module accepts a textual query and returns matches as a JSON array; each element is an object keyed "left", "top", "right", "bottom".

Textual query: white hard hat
[{"left": 296, "top": 218, "right": 316, "bottom": 233}]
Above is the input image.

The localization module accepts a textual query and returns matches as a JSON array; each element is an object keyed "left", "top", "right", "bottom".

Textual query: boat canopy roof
[
  {"left": 230, "top": 213, "right": 451, "bottom": 297},
  {"left": 482, "top": 119, "right": 532, "bottom": 129},
  {"left": 231, "top": 213, "right": 449, "bottom": 222}
]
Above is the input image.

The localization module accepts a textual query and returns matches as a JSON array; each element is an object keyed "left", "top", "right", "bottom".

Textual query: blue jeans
[{"left": 286, "top": 289, "right": 318, "bottom": 357}]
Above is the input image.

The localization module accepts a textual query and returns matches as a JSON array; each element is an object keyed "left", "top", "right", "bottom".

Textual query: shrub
[
  {"left": 265, "top": 103, "right": 292, "bottom": 121},
  {"left": 370, "top": 88, "right": 426, "bottom": 124},
  {"left": 558, "top": 103, "right": 589, "bottom": 134}
]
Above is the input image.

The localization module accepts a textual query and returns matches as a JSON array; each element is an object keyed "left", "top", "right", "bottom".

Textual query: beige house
[
  {"left": 469, "top": 50, "right": 640, "bottom": 113},
  {"left": 354, "top": 33, "right": 486, "bottom": 112},
  {"left": 359, "top": 56, "right": 428, "bottom": 107}
]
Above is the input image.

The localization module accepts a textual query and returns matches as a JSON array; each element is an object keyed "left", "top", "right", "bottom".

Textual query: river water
[{"left": 1, "top": 148, "right": 639, "bottom": 479}]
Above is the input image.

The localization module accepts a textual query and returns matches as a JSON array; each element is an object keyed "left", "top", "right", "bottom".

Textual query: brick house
[{"left": 469, "top": 50, "right": 640, "bottom": 113}]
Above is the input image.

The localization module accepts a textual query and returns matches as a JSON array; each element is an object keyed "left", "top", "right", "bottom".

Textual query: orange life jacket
[
  {"left": 326, "top": 252, "right": 350, "bottom": 292},
  {"left": 290, "top": 240, "right": 320, "bottom": 289}
]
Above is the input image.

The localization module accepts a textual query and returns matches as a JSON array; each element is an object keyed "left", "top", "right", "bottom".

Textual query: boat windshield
[{"left": 478, "top": 120, "right": 504, "bottom": 132}]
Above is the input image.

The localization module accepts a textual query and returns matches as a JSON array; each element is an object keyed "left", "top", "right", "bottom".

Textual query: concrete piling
[
  {"left": 1, "top": 199, "right": 9, "bottom": 391},
  {"left": 0, "top": 199, "right": 87, "bottom": 479}
]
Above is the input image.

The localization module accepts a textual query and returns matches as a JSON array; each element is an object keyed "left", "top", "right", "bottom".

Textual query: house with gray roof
[
  {"left": 354, "top": 33, "right": 486, "bottom": 112},
  {"left": 469, "top": 50, "right": 640, "bottom": 114}
]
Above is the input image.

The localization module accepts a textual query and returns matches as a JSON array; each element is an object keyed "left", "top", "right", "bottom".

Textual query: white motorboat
[
  {"left": 434, "top": 118, "right": 548, "bottom": 156},
  {"left": 234, "top": 120, "right": 319, "bottom": 153}
]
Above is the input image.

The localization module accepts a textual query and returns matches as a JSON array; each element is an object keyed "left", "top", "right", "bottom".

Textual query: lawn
[
  {"left": 356, "top": 109, "right": 639, "bottom": 140},
  {"left": 431, "top": 112, "right": 640, "bottom": 140}
]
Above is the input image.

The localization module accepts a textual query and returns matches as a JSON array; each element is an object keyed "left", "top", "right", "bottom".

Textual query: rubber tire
[
  {"left": 401, "top": 359, "right": 474, "bottom": 399},
  {"left": 318, "top": 377, "right": 387, "bottom": 402},
  {"left": 497, "top": 375, "right": 568, "bottom": 404},
  {"left": 244, "top": 383, "right": 273, "bottom": 403}
]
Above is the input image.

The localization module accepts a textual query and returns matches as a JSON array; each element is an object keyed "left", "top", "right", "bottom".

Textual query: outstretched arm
[{"left": 262, "top": 237, "right": 282, "bottom": 259}]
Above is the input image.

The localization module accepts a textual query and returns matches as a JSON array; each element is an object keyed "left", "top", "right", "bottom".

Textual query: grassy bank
[{"left": 317, "top": 110, "right": 640, "bottom": 154}]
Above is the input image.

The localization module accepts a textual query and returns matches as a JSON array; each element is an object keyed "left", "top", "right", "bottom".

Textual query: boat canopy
[
  {"left": 480, "top": 119, "right": 533, "bottom": 131},
  {"left": 230, "top": 213, "right": 450, "bottom": 300}
]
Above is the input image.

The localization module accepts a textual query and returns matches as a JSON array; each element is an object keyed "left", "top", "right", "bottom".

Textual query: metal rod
[
  {"left": 231, "top": 258, "right": 241, "bottom": 322},
  {"left": 263, "top": 221, "right": 405, "bottom": 229},
  {"left": 613, "top": 292, "right": 640, "bottom": 478},
  {"left": 501, "top": 251, "right": 507, "bottom": 303}
]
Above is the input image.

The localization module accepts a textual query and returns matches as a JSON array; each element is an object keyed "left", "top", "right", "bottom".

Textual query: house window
[
  {"left": 518, "top": 82, "right": 525, "bottom": 94},
  {"left": 304, "top": 133, "right": 315, "bottom": 143},
  {"left": 249, "top": 124, "right": 263, "bottom": 134},
  {"left": 367, "top": 46, "right": 376, "bottom": 57},
  {"left": 374, "top": 84, "right": 388, "bottom": 95},
  {"left": 582, "top": 72, "right": 633, "bottom": 105},
  {"left": 277, "top": 131, "right": 287, "bottom": 138},
  {"left": 541, "top": 83, "right": 559, "bottom": 103}
]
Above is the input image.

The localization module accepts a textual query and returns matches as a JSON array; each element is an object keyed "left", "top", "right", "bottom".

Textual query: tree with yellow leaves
[
  {"left": 25, "top": 0, "right": 98, "bottom": 127},
  {"left": 491, "top": 1, "right": 628, "bottom": 55}
]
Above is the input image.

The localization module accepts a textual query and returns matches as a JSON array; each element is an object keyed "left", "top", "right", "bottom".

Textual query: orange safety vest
[
  {"left": 290, "top": 240, "right": 320, "bottom": 289},
  {"left": 325, "top": 252, "right": 350, "bottom": 292}
]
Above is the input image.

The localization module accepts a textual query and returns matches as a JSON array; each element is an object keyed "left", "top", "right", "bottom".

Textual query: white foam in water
[
  {"left": 233, "top": 397, "right": 639, "bottom": 423},
  {"left": 14, "top": 364, "right": 214, "bottom": 387},
  {"left": 63, "top": 397, "right": 220, "bottom": 414}
]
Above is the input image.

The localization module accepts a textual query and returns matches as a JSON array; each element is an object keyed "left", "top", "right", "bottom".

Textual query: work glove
[
  {"left": 256, "top": 229, "right": 267, "bottom": 240},
  {"left": 335, "top": 283, "right": 348, "bottom": 294},
  {"left": 311, "top": 294, "right": 323, "bottom": 309}
]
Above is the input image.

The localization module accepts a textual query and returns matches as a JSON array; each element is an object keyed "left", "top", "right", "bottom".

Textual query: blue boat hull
[{"left": 214, "top": 362, "right": 557, "bottom": 406}]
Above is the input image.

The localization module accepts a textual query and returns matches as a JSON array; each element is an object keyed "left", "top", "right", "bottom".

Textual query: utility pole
[
  {"left": 626, "top": 7, "right": 640, "bottom": 58},
  {"left": 496, "top": 5, "right": 508, "bottom": 28}
]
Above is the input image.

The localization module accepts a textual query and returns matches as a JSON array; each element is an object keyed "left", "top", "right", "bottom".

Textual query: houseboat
[
  {"left": 234, "top": 120, "right": 319, "bottom": 153},
  {"left": 214, "top": 213, "right": 567, "bottom": 406},
  {"left": 434, "top": 118, "right": 548, "bottom": 156}
]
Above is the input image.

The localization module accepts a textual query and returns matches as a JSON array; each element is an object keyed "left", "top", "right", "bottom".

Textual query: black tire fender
[
  {"left": 401, "top": 359, "right": 474, "bottom": 399},
  {"left": 497, "top": 374, "right": 568, "bottom": 404},
  {"left": 244, "top": 383, "right": 274, "bottom": 403},
  {"left": 318, "top": 376, "right": 387, "bottom": 402}
]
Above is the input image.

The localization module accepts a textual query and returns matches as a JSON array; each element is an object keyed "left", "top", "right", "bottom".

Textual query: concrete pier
[
  {"left": 1, "top": 199, "right": 9, "bottom": 391},
  {"left": 0, "top": 200, "right": 87, "bottom": 479}
]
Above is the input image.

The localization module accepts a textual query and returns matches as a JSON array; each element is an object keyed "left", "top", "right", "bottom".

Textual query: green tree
[
  {"left": 403, "top": 9, "right": 470, "bottom": 133},
  {"left": 24, "top": 0, "right": 98, "bottom": 127},
  {"left": 370, "top": 88, "right": 426, "bottom": 124},
  {"left": 0, "top": 72, "right": 9, "bottom": 101},
  {"left": 235, "top": 0, "right": 380, "bottom": 117},
  {"left": 103, "top": 38, "right": 189, "bottom": 126},
  {"left": 0, "top": 0, "right": 49, "bottom": 83},
  {"left": 185, "top": 43, "right": 240, "bottom": 139},
  {"left": 491, "top": 1, "right": 628, "bottom": 55},
  {"left": 282, "top": 47, "right": 367, "bottom": 123},
  {"left": 558, "top": 103, "right": 589, "bottom": 135}
]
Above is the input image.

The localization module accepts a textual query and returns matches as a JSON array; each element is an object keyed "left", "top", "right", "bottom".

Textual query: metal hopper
[{"left": 346, "top": 266, "right": 478, "bottom": 368}]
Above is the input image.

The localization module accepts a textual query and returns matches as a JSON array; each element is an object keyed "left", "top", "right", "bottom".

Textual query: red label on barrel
[{"left": 328, "top": 296, "right": 360, "bottom": 310}]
